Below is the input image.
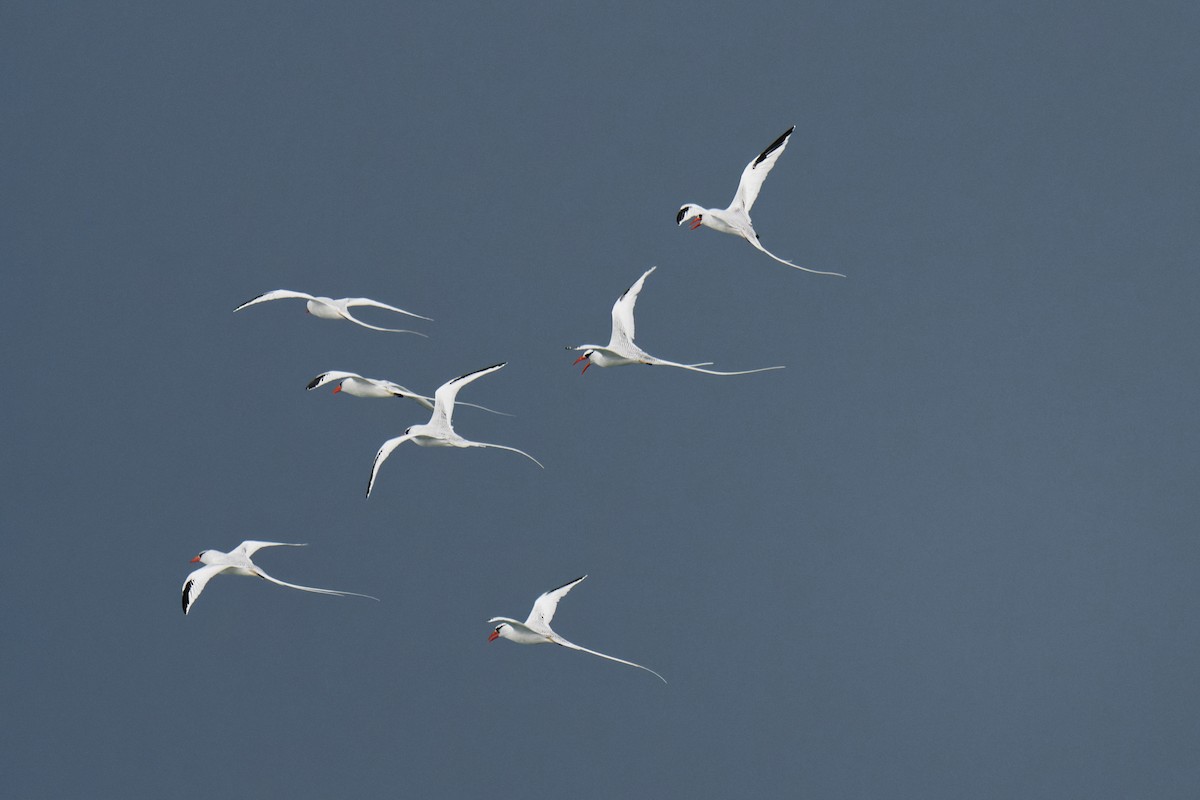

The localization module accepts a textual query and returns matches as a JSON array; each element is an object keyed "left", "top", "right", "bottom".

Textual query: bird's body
[
  {"left": 676, "top": 126, "right": 844, "bottom": 277},
  {"left": 568, "top": 266, "right": 785, "bottom": 376},
  {"left": 234, "top": 289, "right": 432, "bottom": 334},
  {"left": 181, "top": 540, "right": 377, "bottom": 615},
  {"left": 365, "top": 362, "right": 542, "bottom": 497},
  {"left": 488, "top": 575, "right": 666, "bottom": 683},
  {"left": 308, "top": 370, "right": 436, "bottom": 407},
  {"left": 308, "top": 370, "right": 510, "bottom": 416}
]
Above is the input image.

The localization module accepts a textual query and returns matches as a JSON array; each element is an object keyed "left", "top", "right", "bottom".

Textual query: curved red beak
[
  {"left": 573, "top": 354, "right": 591, "bottom": 375},
  {"left": 488, "top": 630, "right": 500, "bottom": 642},
  {"left": 332, "top": 385, "right": 341, "bottom": 394},
  {"left": 689, "top": 217, "right": 703, "bottom": 230},
  {"left": 190, "top": 555, "right": 201, "bottom": 563}
]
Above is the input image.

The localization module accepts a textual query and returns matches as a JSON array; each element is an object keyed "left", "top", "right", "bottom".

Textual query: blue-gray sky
[{"left": 4, "top": 2, "right": 1199, "bottom": 797}]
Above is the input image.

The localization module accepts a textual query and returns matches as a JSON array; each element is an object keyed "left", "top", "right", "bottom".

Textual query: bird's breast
[
  {"left": 590, "top": 350, "right": 637, "bottom": 368},
  {"left": 703, "top": 212, "right": 742, "bottom": 236},
  {"left": 306, "top": 300, "right": 342, "bottom": 320},
  {"left": 344, "top": 379, "right": 392, "bottom": 398}
]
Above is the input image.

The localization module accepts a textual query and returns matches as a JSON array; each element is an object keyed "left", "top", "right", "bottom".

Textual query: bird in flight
[
  {"left": 234, "top": 289, "right": 431, "bottom": 334},
  {"left": 306, "top": 370, "right": 509, "bottom": 416},
  {"left": 181, "top": 540, "right": 377, "bottom": 615},
  {"left": 488, "top": 575, "right": 667, "bottom": 683},
  {"left": 567, "top": 266, "right": 786, "bottom": 376},
  {"left": 676, "top": 126, "right": 844, "bottom": 277},
  {"left": 365, "top": 362, "right": 542, "bottom": 498}
]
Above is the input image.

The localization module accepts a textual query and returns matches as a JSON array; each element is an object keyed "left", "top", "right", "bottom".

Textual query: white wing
[
  {"left": 525, "top": 575, "right": 587, "bottom": 630},
  {"left": 550, "top": 633, "right": 668, "bottom": 684},
  {"left": 235, "top": 541, "right": 305, "bottom": 557},
  {"left": 746, "top": 235, "right": 846, "bottom": 277},
  {"left": 431, "top": 363, "right": 506, "bottom": 433},
  {"left": 609, "top": 267, "right": 656, "bottom": 349},
  {"left": 378, "top": 381, "right": 436, "bottom": 409},
  {"left": 233, "top": 289, "right": 316, "bottom": 312},
  {"left": 307, "top": 371, "right": 363, "bottom": 390},
  {"left": 343, "top": 297, "right": 433, "bottom": 321},
  {"left": 181, "top": 564, "right": 229, "bottom": 616},
  {"left": 732, "top": 126, "right": 794, "bottom": 215},
  {"left": 252, "top": 566, "right": 379, "bottom": 601},
  {"left": 366, "top": 433, "right": 415, "bottom": 498}
]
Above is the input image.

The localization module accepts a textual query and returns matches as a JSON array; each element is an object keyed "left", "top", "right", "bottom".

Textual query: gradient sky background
[{"left": 4, "top": 2, "right": 1199, "bottom": 797}]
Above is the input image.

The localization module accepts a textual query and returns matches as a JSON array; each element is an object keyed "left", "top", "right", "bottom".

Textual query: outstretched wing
[
  {"left": 431, "top": 363, "right": 506, "bottom": 432},
  {"left": 366, "top": 433, "right": 415, "bottom": 498},
  {"left": 525, "top": 575, "right": 587, "bottom": 630},
  {"left": 732, "top": 126, "right": 794, "bottom": 215},
  {"left": 377, "top": 381, "right": 436, "bottom": 409},
  {"left": 235, "top": 541, "right": 305, "bottom": 558},
  {"left": 181, "top": 564, "right": 229, "bottom": 616},
  {"left": 343, "top": 297, "right": 432, "bottom": 321},
  {"left": 233, "top": 289, "right": 316, "bottom": 313},
  {"left": 551, "top": 634, "right": 668, "bottom": 684},
  {"left": 609, "top": 266, "right": 656, "bottom": 349},
  {"left": 252, "top": 566, "right": 379, "bottom": 601}
]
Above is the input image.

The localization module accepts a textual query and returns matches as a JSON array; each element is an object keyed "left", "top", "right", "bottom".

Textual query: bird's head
[
  {"left": 570, "top": 348, "right": 594, "bottom": 375},
  {"left": 488, "top": 622, "right": 510, "bottom": 642},
  {"left": 676, "top": 204, "right": 704, "bottom": 230},
  {"left": 190, "top": 550, "right": 214, "bottom": 565}
]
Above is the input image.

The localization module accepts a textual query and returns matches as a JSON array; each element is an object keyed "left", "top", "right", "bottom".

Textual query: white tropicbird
[
  {"left": 365, "top": 362, "right": 542, "bottom": 498},
  {"left": 676, "top": 126, "right": 845, "bottom": 277},
  {"left": 567, "top": 266, "right": 785, "bottom": 376},
  {"left": 234, "top": 290, "right": 432, "bottom": 334},
  {"left": 181, "top": 540, "right": 377, "bottom": 616},
  {"left": 306, "top": 370, "right": 509, "bottom": 416},
  {"left": 488, "top": 575, "right": 667, "bottom": 683}
]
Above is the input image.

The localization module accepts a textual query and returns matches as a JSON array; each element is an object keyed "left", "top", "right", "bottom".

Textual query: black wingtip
[
  {"left": 182, "top": 581, "right": 192, "bottom": 615},
  {"left": 305, "top": 375, "right": 323, "bottom": 390},
  {"left": 549, "top": 575, "right": 587, "bottom": 593},
  {"left": 754, "top": 127, "right": 795, "bottom": 166},
  {"left": 675, "top": 206, "right": 688, "bottom": 225},
  {"left": 233, "top": 293, "right": 262, "bottom": 311}
]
